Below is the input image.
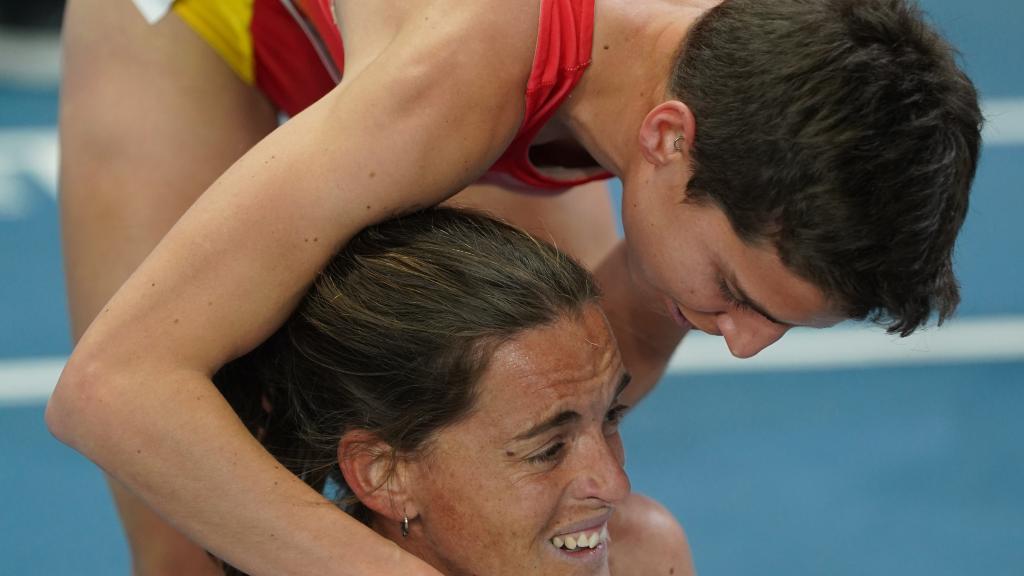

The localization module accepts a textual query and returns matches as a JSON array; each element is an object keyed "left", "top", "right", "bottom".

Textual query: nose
[
  {"left": 716, "top": 313, "right": 789, "bottom": 358},
  {"left": 575, "top": 434, "right": 631, "bottom": 505}
]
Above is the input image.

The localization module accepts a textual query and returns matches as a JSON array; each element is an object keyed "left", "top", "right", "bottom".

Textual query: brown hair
[
  {"left": 670, "top": 0, "right": 982, "bottom": 335},
  {"left": 216, "top": 208, "right": 599, "bottom": 573}
]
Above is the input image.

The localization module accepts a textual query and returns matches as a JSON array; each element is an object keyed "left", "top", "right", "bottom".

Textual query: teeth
[{"left": 551, "top": 527, "right": 608, "bottom": 551}]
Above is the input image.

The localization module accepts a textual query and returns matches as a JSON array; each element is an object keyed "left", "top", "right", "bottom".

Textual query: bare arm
[{"left": 47, "top": 3, "right": 534, "bottom": 574}]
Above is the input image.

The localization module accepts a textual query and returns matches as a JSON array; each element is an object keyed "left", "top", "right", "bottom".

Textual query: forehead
[{"left": 469, "top": 306, "right": 622, "bottom": 433}]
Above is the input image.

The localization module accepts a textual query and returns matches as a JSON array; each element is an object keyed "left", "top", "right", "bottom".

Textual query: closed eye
[
  {"left": 527, "top": 441, "right": 565, "bottom": 464},
  {"left": 717, "top": 274, "right": 791, "bottom": 326},
  {"left": 604, "top": 404, "right": 629, "bottom": 435},
  {"left": 718, "top": 277, "right": 753, "bottom": 313}
]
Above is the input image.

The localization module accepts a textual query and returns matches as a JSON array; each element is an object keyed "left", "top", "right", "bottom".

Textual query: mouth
[
  {"left": 664, "top": 299, "right": 693, "bottom": 331},
  {"left": 548, "top": 519, "right": 611, "bottom": 563}
]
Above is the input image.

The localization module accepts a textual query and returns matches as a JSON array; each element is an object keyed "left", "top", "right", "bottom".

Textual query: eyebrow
[
  {"left": 512, "top": 372, "right": 632, "bottom": 442},
  {"left": 725, "top": 271, "right": 792, "bottom": 327}
]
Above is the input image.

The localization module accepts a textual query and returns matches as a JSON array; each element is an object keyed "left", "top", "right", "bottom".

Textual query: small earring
[
  {"left": 673, "top": 135, "right": 685, "bottom": 152},
  {"left": 401, "top": 515, "right": 409, "bottom": 538}
]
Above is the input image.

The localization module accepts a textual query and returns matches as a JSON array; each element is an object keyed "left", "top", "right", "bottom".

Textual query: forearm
[
  {"left": 594, "top": 241, "right": 687, "bottom": 405},
  {"left": 47, "top": 362, "right": 438, "bottom": 576}
]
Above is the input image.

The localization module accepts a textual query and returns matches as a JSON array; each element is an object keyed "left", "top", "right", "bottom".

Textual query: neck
[{"left": 560, "top": 0, "right": 714, "bottom": 176}]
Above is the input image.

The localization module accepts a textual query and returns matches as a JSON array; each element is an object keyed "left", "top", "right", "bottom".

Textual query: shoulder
[
  {"left": 609, "top": 493, "right": 696, "bottom": 576},
  {"left": 397, "top": 0, "right": 540, "bottom": 75},
  {"left": 332, "top": 0, "right": 543, "bottom": 154}
]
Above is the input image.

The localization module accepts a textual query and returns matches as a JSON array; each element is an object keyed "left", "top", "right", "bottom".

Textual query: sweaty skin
[
  {"left": 51, "top": 0, "right": 835, "bottom": 574},
  {"left": 395, "top": 306, "right": 632, "bottom": 576},
  {"left": 343, "top": 305, "right": 694, "bottom": 576}
]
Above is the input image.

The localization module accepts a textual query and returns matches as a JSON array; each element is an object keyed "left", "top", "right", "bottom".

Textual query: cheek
[
  {"left": 633, "top": 230, "right": 701, "bottom": 297},
  {"left": 654, "top": 252, "right": 719, "bottom": 307},
  {"left": 417, "top": 460, "right": 565, "bottom": 570}
]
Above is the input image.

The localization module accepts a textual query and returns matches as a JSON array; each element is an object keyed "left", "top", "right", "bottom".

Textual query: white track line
[
  {"left": 0, "top": 357, "right": 66, "bottom": 406},
  {"left": 2, "top": 316, "right": 1023, "bottom": 406},
  {"left": 0, "top": 28, "right": 61, "bottom": 86},
  {"left": 0, "top": 128, "right": 59, "bottom": 219},
  {"left": 668, "top": 316, "right": 1024, "bottom": 374},
  {"left": 982, "top": 98, "right": 1024, "bottom": 146}
]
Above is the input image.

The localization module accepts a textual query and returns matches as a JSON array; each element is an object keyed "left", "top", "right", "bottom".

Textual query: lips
[
  {"left": 665, "top": 299, "right": 693, "bottom": 330},
  {"left": 544, "top": 512, "right": 613, "bottom": 568}
]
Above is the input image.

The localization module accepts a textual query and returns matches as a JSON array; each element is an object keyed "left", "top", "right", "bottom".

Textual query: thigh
[
  {"left": 59, "top": 0, "right": 278, "bottom": 573},
  {"left": 444, "top": 179, "right": 619, "bottom": 270},
  {"left": 60, "top": 0, "right": 279, "bottom": 336}
]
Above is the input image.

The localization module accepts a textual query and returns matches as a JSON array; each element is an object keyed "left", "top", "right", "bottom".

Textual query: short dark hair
[
  {"left": 671, "top": 0, "right": 982, "bottom": 335},
  {"left": 216, "top": 207, "right": 599, "bottom": 520}
]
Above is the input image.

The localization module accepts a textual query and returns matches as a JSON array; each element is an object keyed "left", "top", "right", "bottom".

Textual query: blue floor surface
[{"left": 624, "top": 362, "right": 1024, "bottom": 576}]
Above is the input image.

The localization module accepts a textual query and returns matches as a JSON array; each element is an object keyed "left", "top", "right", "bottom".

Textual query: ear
[
  {"left": 338, "top": 430, "right": 419, "bottom": 522},
  {"left": 637, "top": 100, "right": 696, "bottom": 166}
]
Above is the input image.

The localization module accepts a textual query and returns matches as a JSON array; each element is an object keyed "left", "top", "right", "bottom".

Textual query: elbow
[{"left": 45, "top": 352, "right": 117, "bottom": 452}]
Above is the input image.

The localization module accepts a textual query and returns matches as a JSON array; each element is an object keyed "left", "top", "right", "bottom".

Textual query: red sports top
[{"left": 251, "top": 0, "right": 612, "bottom": 191}]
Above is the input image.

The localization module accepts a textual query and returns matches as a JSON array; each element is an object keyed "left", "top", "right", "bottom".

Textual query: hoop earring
[
  {"left": 401, "top": 515, "right": 410, "bottom": 538},
  {"left": 673, "top": 135, "right": 685, "bottom": 152}
]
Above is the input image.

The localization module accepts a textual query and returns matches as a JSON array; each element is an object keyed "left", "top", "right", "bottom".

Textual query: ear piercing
[{"left": 673, "top": 135, "right": 685, "bottom": 152}]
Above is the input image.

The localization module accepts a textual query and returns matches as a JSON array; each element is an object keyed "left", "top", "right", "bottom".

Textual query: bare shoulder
[
  {"left": 412, "top": 0, "right": 541, "bottom": 42},
  {"left": 417, "top": 0, "right": 538, "bottom": 78},
  {"left": 339, "top": 0, "right": 539, "bottom": 84},
  {"left": 609, "top": 493, "right": 696, "bottom": 576},
  {"left": 331, "top": 0, "right": 542, "bottom": 146}
]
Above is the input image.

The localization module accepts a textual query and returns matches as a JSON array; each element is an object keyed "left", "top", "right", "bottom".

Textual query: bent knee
[{"left": 609, "top": 493, "right": 696, "bottom": 576}]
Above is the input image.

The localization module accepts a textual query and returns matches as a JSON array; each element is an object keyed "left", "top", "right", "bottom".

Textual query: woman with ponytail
[{"left": 216, "top": 208, "right": 694, "bottom": 576}]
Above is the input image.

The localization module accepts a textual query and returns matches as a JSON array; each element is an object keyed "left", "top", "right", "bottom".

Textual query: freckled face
[{"left": 399, "top": 305, "right": 631, "bottom": 576}]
